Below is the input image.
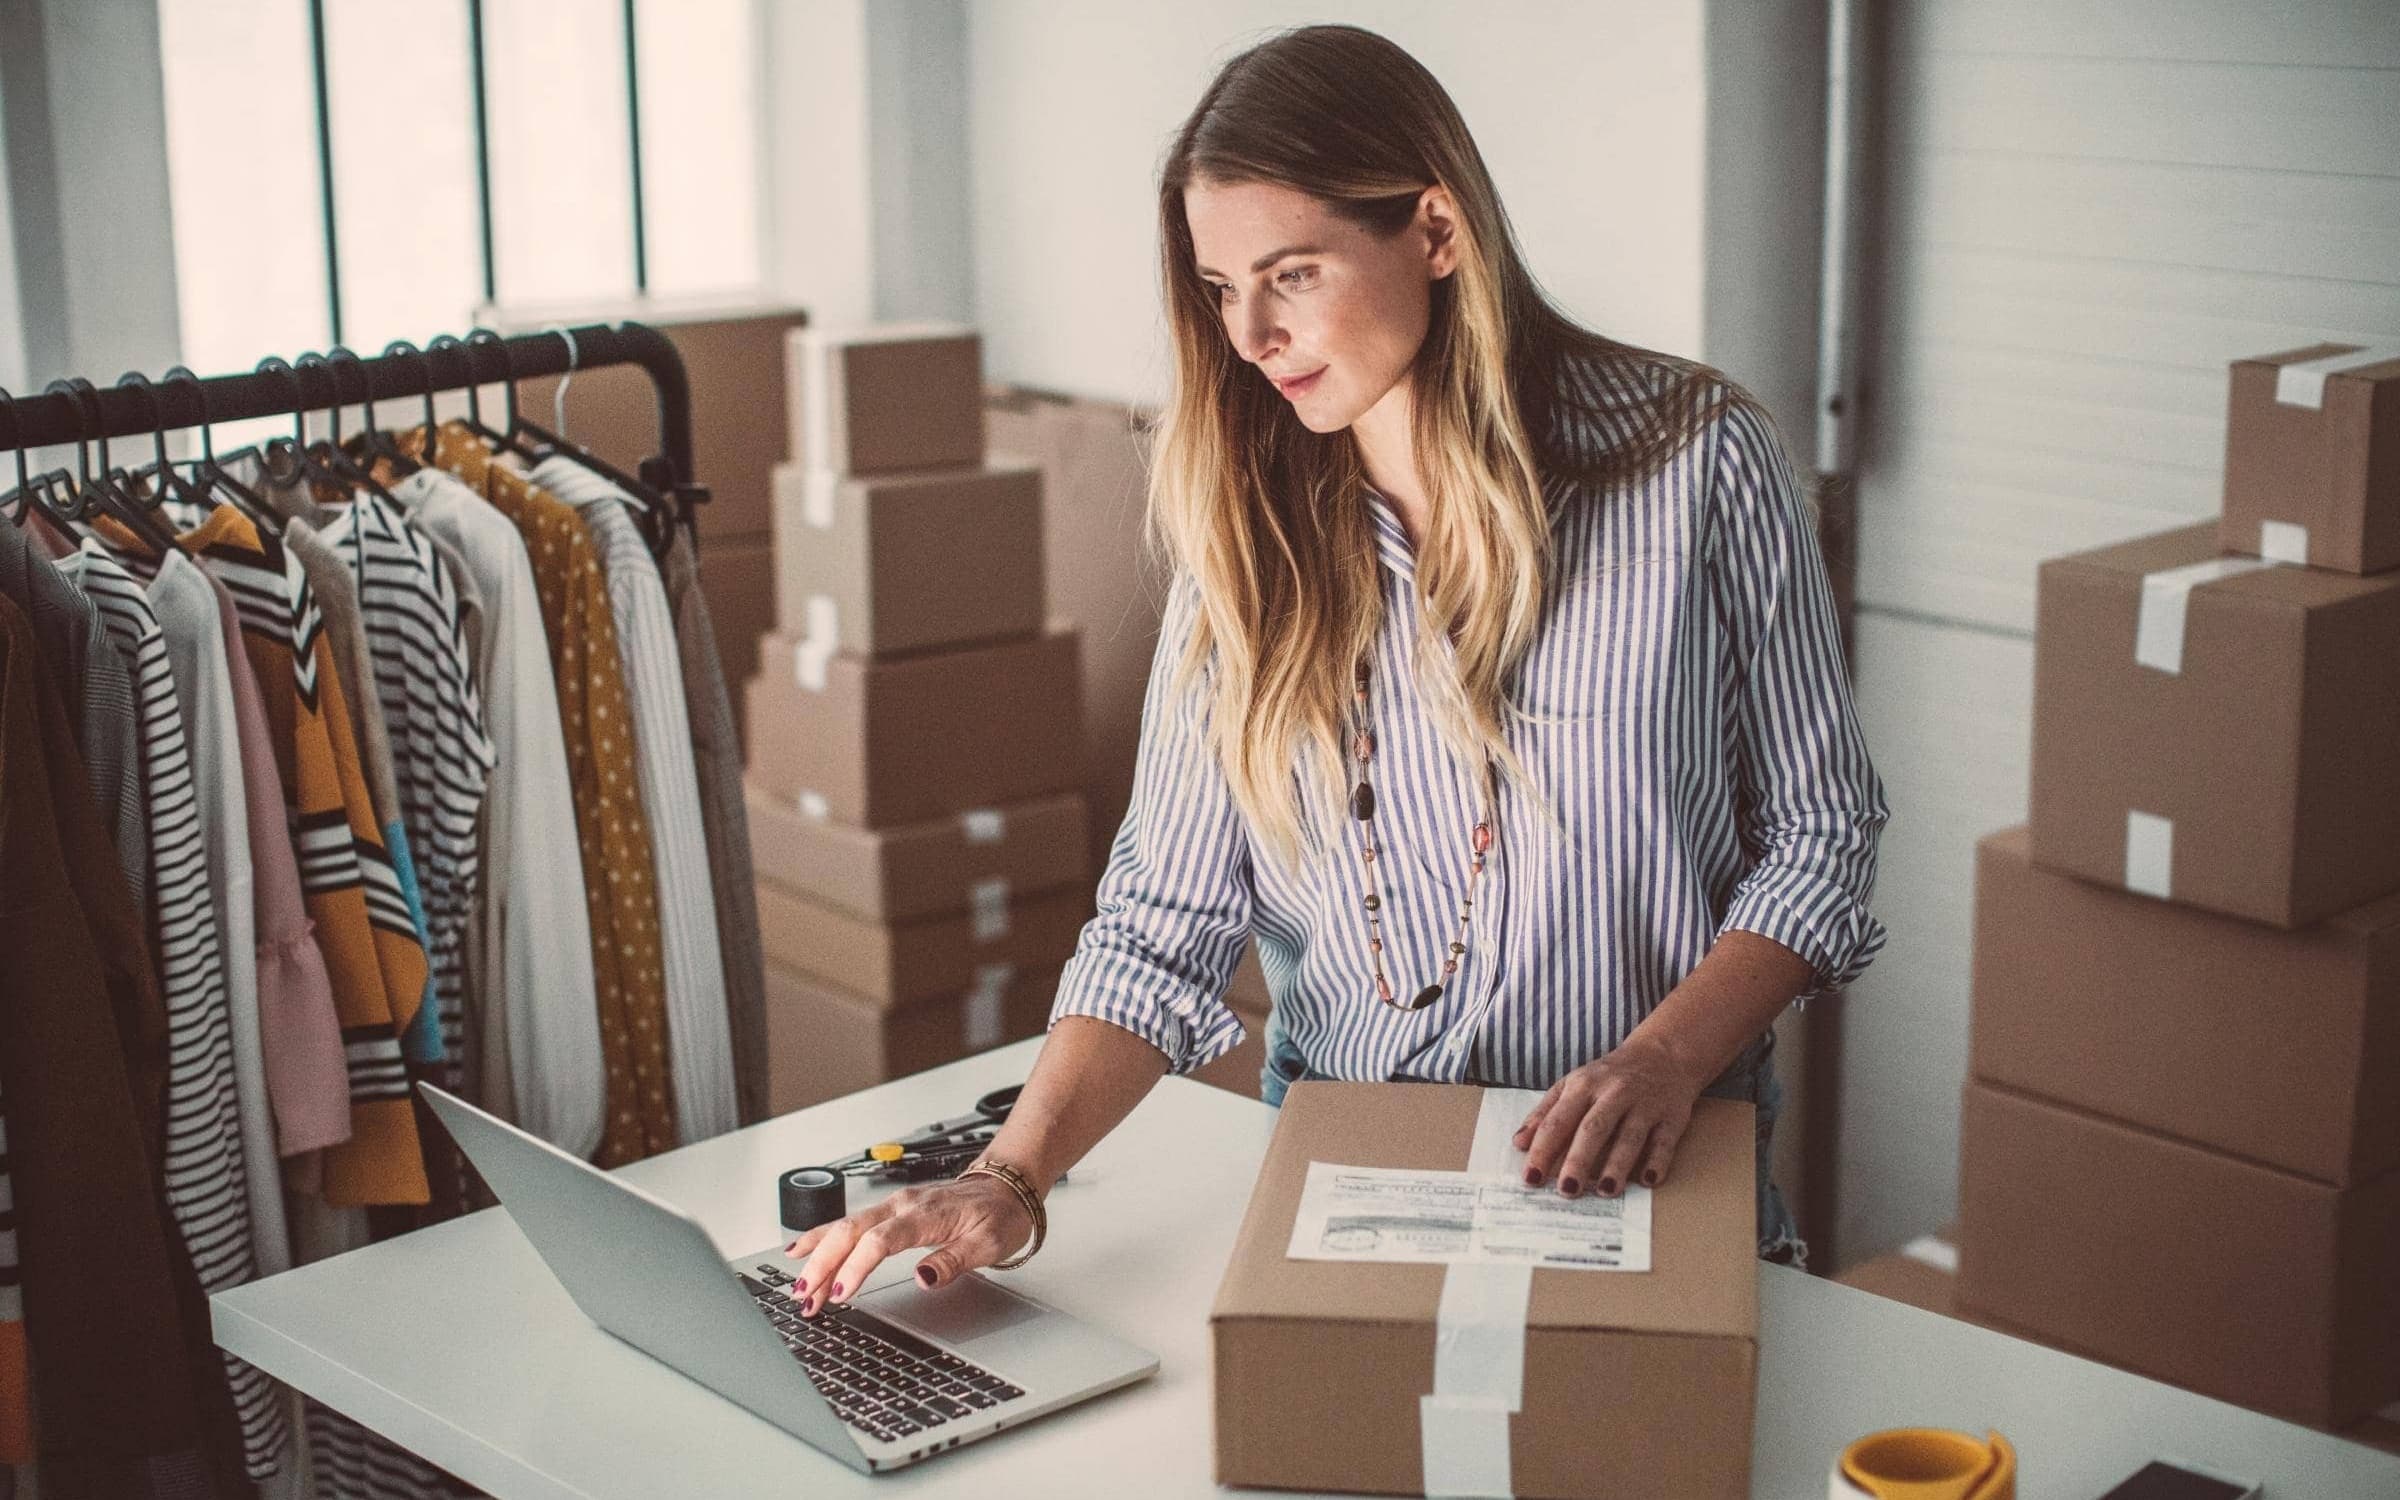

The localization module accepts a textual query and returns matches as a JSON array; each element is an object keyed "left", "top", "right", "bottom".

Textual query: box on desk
[
  {"left": 1210, "top": 1083, "right": 1758, "bottom": 1499},
  {"left": 2220, "top": 343, "right": 2400, "bottom": 575},
  {"left": 753, "top": 876, "right": 1090, "bottom": 1007},
  {"left": 771, "top": 457, "right": 1045, "bottom": 656},
  {"left": 788, "top": 324, "right": 985, "bottom": 476},
  {"left": 1956, "top": 1079, "right": 2400, "bottom": 1429},
  {"left": 745, "top": 783, "right": 1088, "bottom": 926},
  {"left": 762, "top": 960, "right": 1056, "bottom": 1115},
  {"left": 743, "top": 627, "right": 1084, "bottom": 827},
  {"left": 1972, "top": 826, "right": 2400, "bottom": 1186},
  {"left": 2029, "top": 522, "right": 2400, "bottom": 927}
]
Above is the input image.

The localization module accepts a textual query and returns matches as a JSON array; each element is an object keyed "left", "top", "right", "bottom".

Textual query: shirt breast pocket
[{"left": 1506, "top": 549, "right": 1689, "bottom": 726}]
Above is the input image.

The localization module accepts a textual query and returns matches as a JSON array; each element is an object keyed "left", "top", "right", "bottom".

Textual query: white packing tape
[
  {"left": 2273, "top": 344, "right": 2400, "bottom": 410},
  {"left": 1899, "top": 1235, "right": 1959, "bottom": 1274},
  {"left": 2259, "top": 520, "right": 2309, "bottom": 565},
  {"left": 796, "top": 790, "right": 830, "bottom": 821},
  {"left": 2133, "top": 556, "right": 2276, "bottom": 675},
  {"left": 791, "top": 595, "right": 839, "bottom": 693},
  {"left": 962, "top": 963, "right": 1013, "bottom": 1050},
  {"left": 799, "top": 332, "right": 835, "bottom": 469},
  {"left": 970, "top": 877, "right": 1012, "bottom": 942},
  {"left": 1419, "top": 1086, "right": 1544, "bottom": 1500},
  {"left": 2126, "top": 810, "right": 2173, "bottom": 899},
  {"left": 803, "top": 467, "right": 841, "bottom": 531},
  {"left": 959, "top": 808, "right": 1007, "bottom": 844}
]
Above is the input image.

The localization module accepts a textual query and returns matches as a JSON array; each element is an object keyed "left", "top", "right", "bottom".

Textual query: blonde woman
[{"left": 786, "top": 23, "right": 1886, "bottom": 1311}]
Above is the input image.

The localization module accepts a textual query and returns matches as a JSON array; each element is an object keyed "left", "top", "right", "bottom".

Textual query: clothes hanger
[
  {"left": 160, "top": 364, "right": 271, "bottom": 521},
  {"left": 461, "top": 327, "right": 544, "bottom": 462},
  {"left": 115, "top": 370, "right": 214, "bottom": 512},
  {"left": 293, "top": 351, "right": 406, "bottom": 508},
  {"left": 328, "top": 345, "right": 419, "bottom": 478},
  {"left": 508, "top": 326, "right": 679, "bottom": 556},
  {"left": 379, "top": 339, "right": 443, "bottom": 451},
  {"left": 44, "top": 377, "right": 182, "bottom": 555},
  {"left": 0, "top": 387, "right": 83, "bottom": 531}
]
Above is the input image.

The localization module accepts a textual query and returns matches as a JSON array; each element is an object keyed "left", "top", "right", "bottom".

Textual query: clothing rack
[{"left": 1, "top": 320, "right": 704, "bottom": 531}]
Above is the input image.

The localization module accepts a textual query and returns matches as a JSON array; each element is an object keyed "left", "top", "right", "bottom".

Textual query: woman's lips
[{"left": 1274, "top": 367, "right": 1326, "bottom": 398}]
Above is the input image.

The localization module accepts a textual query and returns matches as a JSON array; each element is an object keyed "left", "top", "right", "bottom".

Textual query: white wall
[
  {"left": 0, "top": 58, "right": 22, "bottom": 393},
  {"left": 962, "top": 1, "right": 1706, "bottom": 410},
  {"left": 1834, "top": 1, "right": 2400, "bottom": 1263}
]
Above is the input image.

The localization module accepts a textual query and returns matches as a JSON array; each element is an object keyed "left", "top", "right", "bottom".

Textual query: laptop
[{"left": 416, "top": 1083, "right": 1159, "bottom": 1474}]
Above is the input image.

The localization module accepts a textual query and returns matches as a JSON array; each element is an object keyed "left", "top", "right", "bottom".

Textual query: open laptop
[{"left": 416, "top": 1083, "right": 1158, "bottom": 1474}]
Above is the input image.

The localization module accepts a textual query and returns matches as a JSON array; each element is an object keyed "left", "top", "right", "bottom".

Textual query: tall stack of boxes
[
  {"left": 748, "top": 325, "right": 1092, "bottom": 1113},
  {"left": 1961, "top": 343, "right": 2400, "bottom": 1430}
]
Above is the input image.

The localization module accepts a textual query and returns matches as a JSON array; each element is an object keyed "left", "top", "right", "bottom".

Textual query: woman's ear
[{"left": 1420, "top": 184, "right": 1460, "bottom": 281}]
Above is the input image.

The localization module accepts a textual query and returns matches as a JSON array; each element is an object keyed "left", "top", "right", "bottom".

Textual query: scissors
[{"left": 820, "top": 1084, "right": 1025, "bottom": 1183}]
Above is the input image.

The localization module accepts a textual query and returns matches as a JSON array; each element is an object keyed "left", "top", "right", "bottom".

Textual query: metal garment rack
[{"left": 2, "top": 321, "right": 702, "bottom": 531}]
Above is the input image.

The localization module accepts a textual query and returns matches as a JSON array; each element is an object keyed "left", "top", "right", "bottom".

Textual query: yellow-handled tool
[{"left": 1829, "top": 1428, "right": 2015, "bottom": 1500}]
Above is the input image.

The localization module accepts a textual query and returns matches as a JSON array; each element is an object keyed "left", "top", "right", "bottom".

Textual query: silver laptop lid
[{"left": 415, "top": 1082, "right": 872, "bottom": 1472}]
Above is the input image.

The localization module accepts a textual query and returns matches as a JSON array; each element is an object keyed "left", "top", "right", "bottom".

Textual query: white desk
[{"left": 215, "top": 1038, "right": 2400, "bottom": 1499}]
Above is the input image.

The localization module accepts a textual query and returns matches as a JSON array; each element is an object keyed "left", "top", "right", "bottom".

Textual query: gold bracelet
[{"left": 959, "top": 1158, "right": 1046, "bottom": 1270}]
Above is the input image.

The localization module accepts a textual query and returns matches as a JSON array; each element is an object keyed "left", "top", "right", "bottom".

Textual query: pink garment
[{"left": 207, "top": 570, "right": 352, "bottom": 1157}]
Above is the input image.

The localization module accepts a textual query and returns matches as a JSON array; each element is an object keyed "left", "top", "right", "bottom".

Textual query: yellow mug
[{"left": 1828, "top": 1428, "right": 2015, "bottom": 1500}]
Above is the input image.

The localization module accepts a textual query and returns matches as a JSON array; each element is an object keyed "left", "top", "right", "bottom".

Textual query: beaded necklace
[{"left": 1349, "top": 654, "right": 1494, "bottom": 1012}]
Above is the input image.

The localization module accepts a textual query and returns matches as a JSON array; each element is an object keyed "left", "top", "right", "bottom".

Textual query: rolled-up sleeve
[
  {"left": 1048, "top": 571, "right": 1255, "bottom": 1074},
  {"left": 1703, "top": 400, "right": 1890, "bottom": 998}
]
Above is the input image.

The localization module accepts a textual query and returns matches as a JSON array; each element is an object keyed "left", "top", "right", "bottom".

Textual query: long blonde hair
[{"left": 1151, "top": 23, "right": 1759, "bottom": 875}]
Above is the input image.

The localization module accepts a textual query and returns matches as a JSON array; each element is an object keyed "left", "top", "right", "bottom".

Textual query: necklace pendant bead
[
  {"left": 1473, "top": 822, "right": 1493, "bottom": 853},
  {"left": 1441, "top": 959, "right": 1457, "bottom": 976},
  {"left": 1449, "top": 941, "right": 1466, "bottom": 955},
  {"left": 1411, "top": 984, "right": 1443, "bottom": 1010},
  {"left": 1368, "top": 937, "right": 1382, "bottom": 953},
  {"left": 1353, "top": 730, "right": 1374, "bottom": 762},
  {"left": 1376, "top": 975, "right": 1393, "bottom": 1002},
  {"left": 1361, "top": 846, "right": 1376, "bottom": 863},
  {"left": 1351, "top": 782, "right": 1377, "bottom": 820},
  {"left": 1363, "top": 893, "right": 1381, "bottom": 912}
]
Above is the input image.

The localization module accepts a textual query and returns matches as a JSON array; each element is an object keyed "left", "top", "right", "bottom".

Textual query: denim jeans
[{"left": 1257, "top": 1012, "right": 1807, "bottom": 1268}]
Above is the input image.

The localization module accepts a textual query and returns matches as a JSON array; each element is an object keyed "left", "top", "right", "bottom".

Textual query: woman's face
[{"left": 1185, "top": 177, "right": 1456, "bottom": 435}]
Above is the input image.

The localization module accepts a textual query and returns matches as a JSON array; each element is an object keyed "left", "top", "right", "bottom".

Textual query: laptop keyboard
[{"left": 738, "top": 1263, "right": 1026, "bottom": 1444}]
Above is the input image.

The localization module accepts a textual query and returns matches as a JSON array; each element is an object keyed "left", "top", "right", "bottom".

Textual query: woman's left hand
[{"left": 1511, "top": 1031, "right": 1705, "bottom": 1198}]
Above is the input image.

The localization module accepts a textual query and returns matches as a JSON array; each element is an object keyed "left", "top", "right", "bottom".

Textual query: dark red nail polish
[
  {"left": 1598, "top": 1177, "right": 1617, "bottom": 1196},
  {"left": 1560, "top": 1176, "right": 1580, "bottom": 1195},
  {"left": 1641, "top": 1170, "right": 1659, "bottom": 1187},
  {"left": 829, "top": 1282, "right": 843, "bottom": 1300},
  {"left": 916, "top": 1264, "right": 937, "bottom": 1287},
  {"left": 1523, "top": 1168, "right": 1543, "bottom": 1187}
]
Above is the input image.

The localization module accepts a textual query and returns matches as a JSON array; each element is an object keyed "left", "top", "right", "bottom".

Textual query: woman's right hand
[{"left": 782, "top": 1172, "right": 1037, "bottom": 1317}]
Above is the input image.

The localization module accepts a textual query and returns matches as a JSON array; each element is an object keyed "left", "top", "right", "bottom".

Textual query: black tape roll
[{"left": 779, "top": 1167, "right": 847, "bottom": 1233}]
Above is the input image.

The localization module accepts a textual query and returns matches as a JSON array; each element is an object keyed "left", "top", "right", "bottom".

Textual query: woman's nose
[{"left": 1233, "top": 305, "right": 1282, "bottom": 365}]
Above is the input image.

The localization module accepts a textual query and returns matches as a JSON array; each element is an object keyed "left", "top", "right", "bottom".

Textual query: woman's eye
[{"left": 1278, "top": 267, "right": 1316, "bottom": 289}]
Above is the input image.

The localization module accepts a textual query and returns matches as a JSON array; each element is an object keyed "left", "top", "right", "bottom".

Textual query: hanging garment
[
  {"left": 0, "top": 520, "right": 148, "bottom": 916},
  {"left": 177, "top": 501, "right": 430, "bottom": 1207},
  {"left": 409, "top": 424, "right": 676, "bottom": 1165},
  {"left": 0, "top": 596, "right": 245, "bottom": 1498},
  {"left": 48, "top": 536, "right": 285, "bottom": 1478},
  {"left": 106, "top": 534, "right": 355, "bottom": 1164},
  {"left": 659, "top": 528, "right": 770, "bottom": 1127},
  {"left": 534, "top": 457, "right": 735, "bottom": 1143},
  {"left": 379, "top": 462, "right": 603, "bottom": 1159},
  {"left": 260, "top": 476, "right": 495, "bottom": 1097}
]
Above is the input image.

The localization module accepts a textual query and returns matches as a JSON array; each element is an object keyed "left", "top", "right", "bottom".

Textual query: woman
[{"left": 785, "top": 23, "right": 1886, "bottom": 1312}]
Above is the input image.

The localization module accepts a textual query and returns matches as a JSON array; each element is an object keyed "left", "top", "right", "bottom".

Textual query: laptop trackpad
[{"left": 868, "top": 1273, "right": 1045, "bottom": 1350}]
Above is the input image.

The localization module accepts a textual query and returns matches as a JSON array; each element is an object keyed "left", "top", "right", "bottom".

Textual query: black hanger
[
  {"left": 0, "top": 387, "right": 82, "bottom": 530},
  {"left": 379, "top": 339, "right": 443, "bottom": 451},
  {"left": 293, "top": 353, "right": 410, "bottom": 510},
  {"left": 461, "top": 327, "right": 542, "bottom": 461},
  {"left": 44, "top": 377, "right": 182, "bottom": 554},
  {"left": 160, "top": 364, "right": 270, "bottom": 519},
  {"left": 115, "top": 370, "right": 213, "bottom": 512},
  {"left": 329, "top": 345, "right": 419, "bottom": 478},
  {"left": 508, "top": 327, "right": 679, "bottom": 556}
]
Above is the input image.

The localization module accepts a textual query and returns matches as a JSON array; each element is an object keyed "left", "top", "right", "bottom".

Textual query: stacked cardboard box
[
  {"left": 748, "top": 325, "right": 1092, "bottom": 1113},
  {"left": 1960, "top": 344, "right": 2400, "bottom": 1429}
]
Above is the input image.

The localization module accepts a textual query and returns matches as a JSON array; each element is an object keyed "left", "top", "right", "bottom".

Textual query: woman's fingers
[
  {"left": 1555, "top": 1097, "right": 1639, "bottom": 1196},
  {"left": 1525, "top": 1077, "right": 1609, "bottom": 1188},
  {"left": 1594, "top": 1115, "right": 1655, "bottom": 1199},
  {"left": 1511, "top": 1082, "right": 1563, "bottom": 1165},
  {"left": 1636, "top": 1114, "right": 1686, "bottom": 1189}
]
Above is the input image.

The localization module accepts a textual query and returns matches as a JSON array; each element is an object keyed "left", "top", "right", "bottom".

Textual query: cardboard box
[
  {"left": 2220, "top": 343, "right": 2400, "bottom": 575},
  {"left": 753, "top": 877, "right": 1091, "bottom": 1007},
  {"left": 498, "top": 300, "right": 808, "bottom": 542},
  {"left": 2346, "top": 1407, "right": 2400, "bottom": 1457},
  {"left": 745, "top": 783, "right": 1088, "bottom": 925},
  {"left": 1956, "top": 1079, "right": 2400, "bottom": 1428},
  {"left": 743, "top": 627, "right": 1084, "bottom": 827},
  {"left": 2029, "top": 522, "right": 2400, "bottom": 927},
  {"left": 771, "top": 458, "right": 1045, "bottom": 655},
  {"left": 762, "top": 960, "right": 1056, "bottom": 1116},
  {"left": 1973, "top": 826, "right": 2400, "bottom": 1186},
  {"left": 1210, "top": 1085, "right": 1758, "bottom": 1499},
  {"left": 986, "top": 386, "right": 1163, "bottom": 878},
  {"left": 788, "top": 324, "right": 985, "bottom": 475}
]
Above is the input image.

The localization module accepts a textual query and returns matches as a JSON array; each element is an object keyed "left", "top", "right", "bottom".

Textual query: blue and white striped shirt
[{"left": 1048, "top": 393, "right": 1889, "bottom": 1088}]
